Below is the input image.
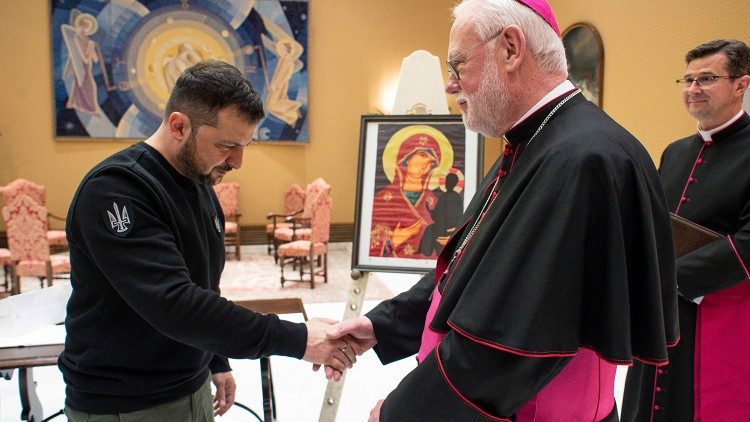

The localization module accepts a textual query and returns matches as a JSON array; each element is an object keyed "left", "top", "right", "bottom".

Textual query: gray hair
[{"left": 453, "top": 0, "right": 567, "bottom": 77}]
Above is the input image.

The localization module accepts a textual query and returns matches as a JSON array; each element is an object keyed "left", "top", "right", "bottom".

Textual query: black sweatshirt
[{"left": 59, "top": 142, "right": 307, "bottom": 414}]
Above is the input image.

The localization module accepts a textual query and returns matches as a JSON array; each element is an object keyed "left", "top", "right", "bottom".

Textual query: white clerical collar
[
  {"left": 511, "top": 80, "right": 577, "bottom": 130},
  {"left": 697, "top": 109, "right": 745, "bottom": 142}
]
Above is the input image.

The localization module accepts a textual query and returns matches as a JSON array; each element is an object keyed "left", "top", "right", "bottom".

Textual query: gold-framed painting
[{"left": 562, "top": 22, "right": 604, "bottom": 107}]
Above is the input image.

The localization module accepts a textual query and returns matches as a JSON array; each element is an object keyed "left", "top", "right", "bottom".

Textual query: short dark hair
[
  {"left": 685, "top": 39, "right": 750, "bottom": 77},
  {"left": 165, "top": 59, "right": 265, "bottom": 129}
]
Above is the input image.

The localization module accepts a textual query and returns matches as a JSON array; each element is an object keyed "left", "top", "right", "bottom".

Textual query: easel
[
  {"left": 317, "top": 270, "right": 370, "bottom": 422},
  {"left": 318, "top": 50, "right": 448, "bottom": 421}
]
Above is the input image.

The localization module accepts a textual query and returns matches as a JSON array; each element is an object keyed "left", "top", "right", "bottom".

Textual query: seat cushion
[
  {"left": 0, "top": 248, "right": 11, "bottom": 265},
  {"left": 47, "top": 230, "right": 68, "bottom": 245},
  {"left": 16, "top": 255, "right": 71, "bottom": 277},
  {"left": 274, "top": 227, "right": 311, "bottom": 242},
  {"left": 278, "top": 240, "right": 327, "bottom": 257},
  {"left": 224, "top": 221, "right": 238, "bottom": 234},
  {"left": 265, "top": 222, "right": 293, "bottom": 234}
]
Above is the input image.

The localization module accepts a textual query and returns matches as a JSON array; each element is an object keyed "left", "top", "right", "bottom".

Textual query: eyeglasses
[
  {"left": 675, "top": 75, "right": 739, "bottom": 88},
  {"left": 446, "top": 29, "right": 503, "bottom": 80}
]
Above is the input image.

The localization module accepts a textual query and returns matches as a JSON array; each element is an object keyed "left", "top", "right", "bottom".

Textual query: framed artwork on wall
[
  {"left": 562, "top": 22, "right": 604, "bottom": 107},
  {"left": 51, "top": 0, "right": 309, "bottom": 142},
  {"left": 352, "top": 115, "right": 484, "bottom": 274}
]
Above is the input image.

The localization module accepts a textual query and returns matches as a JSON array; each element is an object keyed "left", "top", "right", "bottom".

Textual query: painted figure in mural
[
  {"left": 163, "top": 43, "right": 203, "bottom": 91},
  {"left": 369, "top": 130, "right": 445, "bottom": 259},
  {"left": 261, "top": 17, "right": 304, "bottom": 126},
  {"left": 419, "top": 170, "right": 464, "bottom": 257},
  {"left": 61, "top": 10, "right": 103, "bottom": 114}
]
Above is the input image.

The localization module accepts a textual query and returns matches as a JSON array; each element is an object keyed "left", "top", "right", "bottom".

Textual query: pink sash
[
  {"left": 417, "top": 286, "right": 444, "bottom": 363},
  {"left": 416, "top": 287, "right": 615, "bottom": 420},
  {"left": 695, "top": 279, "right": 750, "bottom": 420},
  {"left": 515, "top": 349, "right": 616, "bottom": 421}
]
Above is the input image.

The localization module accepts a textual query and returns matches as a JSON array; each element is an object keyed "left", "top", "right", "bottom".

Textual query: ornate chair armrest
[{"left": 287, "top": 216, "right": 311, "bottom": 232}]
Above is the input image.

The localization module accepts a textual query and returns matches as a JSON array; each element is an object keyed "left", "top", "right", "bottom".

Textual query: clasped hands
[{"left": 303, "top": 316, "right": 377, "bottom": 381}]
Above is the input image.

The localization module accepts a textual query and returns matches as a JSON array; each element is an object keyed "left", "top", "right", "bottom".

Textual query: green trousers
[{"left": 65, "top": 376, "right": 213, "bottom": 422}]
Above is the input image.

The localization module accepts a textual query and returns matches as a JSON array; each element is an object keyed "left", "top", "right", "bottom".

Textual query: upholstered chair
[
  {"left": 265, "top": 184, "right": 306, "bottom": 257},
  {"left": 0, "top": 178, "right": 67, "bottom": 251},
  {"left": 2, "top": 195, "right": 71, "bottom": 295},
  {"left": 213, "top": 182, "right": 242, "bottom": 260},
  {"left": 277, "top": 193, "right": 331, "bottom": 289},
  {"left": 272, "top": 178, "right": 331, "bottom": 263}
]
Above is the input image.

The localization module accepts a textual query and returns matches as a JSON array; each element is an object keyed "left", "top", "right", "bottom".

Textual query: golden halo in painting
[{"left": 381, "top": 124, "right": 454, "bottom": 190}]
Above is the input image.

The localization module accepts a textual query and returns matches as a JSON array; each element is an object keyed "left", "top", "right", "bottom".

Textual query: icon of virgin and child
[{"left": 369, "top": 124, "right": 466, "bottom": 260}]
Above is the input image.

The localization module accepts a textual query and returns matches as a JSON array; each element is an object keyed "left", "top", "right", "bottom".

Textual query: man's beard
[
  {"left": 460, "top": 58, "right": 510, "bottom": 137},
  {"left": 175, "top": 132, "right": 215, "bottom": 185}
]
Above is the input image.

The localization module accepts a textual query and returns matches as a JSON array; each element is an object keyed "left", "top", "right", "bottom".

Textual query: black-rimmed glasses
[
  {"left": 446, "top": 29, "right": 503, "bottom": 81},
  {"left": 675, "top": 75, "right": 740, "bottom": 88}
]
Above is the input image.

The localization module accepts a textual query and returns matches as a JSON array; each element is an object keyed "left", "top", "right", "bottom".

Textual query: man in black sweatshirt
[{"left": 59, "top": 60, "right": 355, "bottom": 421}]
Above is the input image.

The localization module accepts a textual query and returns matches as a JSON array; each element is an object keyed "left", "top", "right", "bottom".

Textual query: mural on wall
[{"left": 51, "top": 0, "right": 309, "bottom": 142}]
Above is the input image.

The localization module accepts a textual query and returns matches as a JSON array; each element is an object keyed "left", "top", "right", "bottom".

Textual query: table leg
[{"left": 19, "top": 368, "right": 44, "bottom": 421}]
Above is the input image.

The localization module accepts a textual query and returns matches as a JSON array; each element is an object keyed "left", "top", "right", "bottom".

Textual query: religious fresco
[
  {"left": 51, "top": 0, "right": 309, "bottom": 142},
  {"left": 353, "top": 115, "right": 483, "bottom": 273}
]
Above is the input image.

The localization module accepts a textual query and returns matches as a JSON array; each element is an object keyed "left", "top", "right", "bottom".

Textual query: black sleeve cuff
[
  {"left": 209, "top": 355, "right": 231, "bottom": 373},
  {"left": 267, "top": 319, "right": 307, "bottom": 359}
]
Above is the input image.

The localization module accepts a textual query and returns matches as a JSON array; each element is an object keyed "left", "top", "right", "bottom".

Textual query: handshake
[{"left": 302, "top": 316, "right": 376, "bottom": 381}]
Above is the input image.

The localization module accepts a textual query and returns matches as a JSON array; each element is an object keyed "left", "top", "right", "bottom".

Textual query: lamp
[{"left": 391, "top": 50, "right": 449, "bottom": 115}]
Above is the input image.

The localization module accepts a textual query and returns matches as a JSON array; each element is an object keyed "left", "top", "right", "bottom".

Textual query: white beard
[{"left": 459, "top": 58, "right": 510, "bottom": 138}]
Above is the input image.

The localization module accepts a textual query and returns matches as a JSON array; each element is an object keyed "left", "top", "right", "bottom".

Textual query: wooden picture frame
[
  {"left": 562, "top": 22, "right": 604, "bottom": 107},
  {"left": 352, "top": 115, "right": 484, "bottom": 273}
]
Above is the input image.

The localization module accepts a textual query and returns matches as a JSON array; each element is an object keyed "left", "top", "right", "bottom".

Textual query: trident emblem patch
[{"left": 101, "top": 199, "right": 134, "bottom": 237}]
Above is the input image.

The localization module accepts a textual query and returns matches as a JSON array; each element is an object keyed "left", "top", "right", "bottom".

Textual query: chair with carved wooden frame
[
  {"left": 277, "top": 193, "right": 331, "bottom": 289},
  {"left": 265, "top": 184, "right": 306, "bottom": 258},
  {"left": 2, "top": 195, "right": 71, "bottom": 295},
  {"left": 272, "top": 178, "right": 331, "bottom": 264},
  {"left": 0, "top": 178, "right": 68, "bottom": 253},
  {"left": 213, "top": 182, "right": 242, "bottom": 260}
]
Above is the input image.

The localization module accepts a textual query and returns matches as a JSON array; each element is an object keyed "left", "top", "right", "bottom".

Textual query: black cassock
[
  {"left": 366, "top": 92, "right": 679, "bottom": 421},
  {"left": 623, "top": 112, "right": 750, "bottom": 421}
]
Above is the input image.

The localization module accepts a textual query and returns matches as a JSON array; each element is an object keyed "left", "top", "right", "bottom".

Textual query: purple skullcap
[{"left": 516, "top": 0, "right": 560, "bottom": 36}]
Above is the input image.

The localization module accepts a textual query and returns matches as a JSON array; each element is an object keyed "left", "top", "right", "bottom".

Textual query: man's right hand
[
  {"left": 303, "top": 318, "right": 356, "bottom": 372},
  {"left": 319, "top": 316, "right": 378, "bottom": 380}
]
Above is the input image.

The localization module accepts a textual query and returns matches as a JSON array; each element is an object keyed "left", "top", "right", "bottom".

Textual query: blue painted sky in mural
[{"left": 51, "top": 0, "right": 309, "bottom": 142}]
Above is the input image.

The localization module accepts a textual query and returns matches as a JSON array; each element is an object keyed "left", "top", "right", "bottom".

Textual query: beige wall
[
  {"left": 550, "top": 0, "right": 750, "bottom": 157},
  {"left": 1, "top": 1, "right": 748, "bottom": 228}
]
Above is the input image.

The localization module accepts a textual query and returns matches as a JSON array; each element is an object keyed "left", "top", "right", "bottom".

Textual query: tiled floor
[{"left": 0, "top": 246, "right": 627, "bottom": 421}]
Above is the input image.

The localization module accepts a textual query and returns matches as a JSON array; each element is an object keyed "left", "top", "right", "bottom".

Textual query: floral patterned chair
[
  {"left": 265, "top": 184, "right": 306, "bottom": 257},
  {"left": 272, "top": 178, "right": 331, "bottom": 263},
  {"left": 277, "top": 193, "right": 331, "bottom": 289},
  {"left": 2, "top": 195, "right": 71, "bottom": 295},
  {"left": 213, "top": 182, "right": 242, "bottom": 260},
  {"left": 0, "top": 178, "right": 68, "bottom": 252}
]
